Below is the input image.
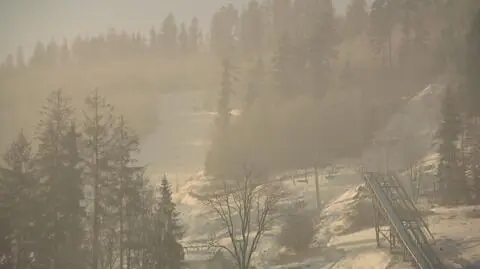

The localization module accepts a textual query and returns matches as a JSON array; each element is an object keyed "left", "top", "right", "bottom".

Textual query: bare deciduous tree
[{"left": 204, "top": 168, "right": 284, "bottom": 269}]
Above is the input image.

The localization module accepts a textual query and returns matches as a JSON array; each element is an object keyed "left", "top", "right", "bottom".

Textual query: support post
[
  {"left": 314, "top": 166, "right": 321, "bottom": 210},
  {"left": 373, "top": 202, "right": 381, "bottom": 247}
]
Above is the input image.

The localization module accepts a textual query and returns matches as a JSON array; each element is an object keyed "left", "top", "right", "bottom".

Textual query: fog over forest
[
  {"left": 0, "top": 0, "right": 356, "bottom": 59},
  {"left": 2, "top": 1, "right": 480, "bottom": 269}
]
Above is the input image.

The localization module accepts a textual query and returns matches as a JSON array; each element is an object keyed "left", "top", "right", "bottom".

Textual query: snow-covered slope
[
  {"left": 170, "top": 83, "right": 480, "bottom": 268},
  {"left": 362, "top": 84, "right": 445, "bottom": 173},
  {"left": 174, "top": 167, "right": 480, "bottom": 268}
]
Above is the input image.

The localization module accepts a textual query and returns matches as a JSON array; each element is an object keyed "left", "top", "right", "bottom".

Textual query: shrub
[{"left": 277, "top": 211, "right": 316, "bottom": 253}]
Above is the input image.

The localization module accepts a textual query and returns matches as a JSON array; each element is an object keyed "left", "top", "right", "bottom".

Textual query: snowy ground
[
  {"left": 174, "top": 165, "right": 480, "bottom": 269},
  {"left": 136, "top": 83, "right": 479, "bottom": 268},
  {"left": 170, "top": 84, "right": 480, "bottom": 269}
]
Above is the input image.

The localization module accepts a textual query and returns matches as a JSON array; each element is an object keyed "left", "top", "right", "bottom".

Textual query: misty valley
[{"left": 2, "top": 1, "right": 480, "bottom": 269}]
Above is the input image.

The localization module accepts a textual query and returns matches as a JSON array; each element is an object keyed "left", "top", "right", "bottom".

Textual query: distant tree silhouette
[
  {"left": 178, "top": 22, "right": 188, "bottom": 54},
  {"left": 188, "top": 17, "right": 201, "bottom": 53}
]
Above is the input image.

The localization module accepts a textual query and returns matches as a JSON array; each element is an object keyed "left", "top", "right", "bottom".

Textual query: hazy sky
[{"left": 1, "top": 0, "right": 351, "bottom": 60}]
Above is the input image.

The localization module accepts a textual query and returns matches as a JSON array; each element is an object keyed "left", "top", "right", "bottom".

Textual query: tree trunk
[{"left": 92, "top": 97, "right": 99, "bottom": 269}]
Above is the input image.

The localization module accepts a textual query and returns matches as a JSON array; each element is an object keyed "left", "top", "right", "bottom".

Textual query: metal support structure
[
  {"left": 363, "top": 172, "right": 445, "bottom": 269},
  {"left": 183, "top": 245, "right": 214, "bottom": 253}
]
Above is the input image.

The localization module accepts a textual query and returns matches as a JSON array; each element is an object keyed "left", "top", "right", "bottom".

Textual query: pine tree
[
  {"left": 345, "top": 0, "right": 369, "bottom": 39},
  {"left": 34, "top": 89, "right": 85, "bottom": 268},
  {"left": 45, "top": 40, "right": 59, "bottom": 67},
  {"left": 465, "top": 8, "right": 480, "bottom": 202},
  {"left": 111, "top": 116, "right": 143, "bottom": 269},
  {"left": 149, "top": 27, "right": 158, "bottom": 51},
  {"left": 3, "top": 131, "right": 33, "bottom": 174},
  {"left": 82, "top": 90, "right": 118, "bottom": 269},
  {"left": 123, "top": 170, "right": 151, "bottom": 268},
  {"left": 30, "top": 41, "right": 47, "bottom": 68},
  {"left": 272, "top": 34, "right": 297, "bottom": 96},
  {"left": 204, "top": 59, "right": 236, "bottom": 176},
  {"left": 308, "top": 0, "right": 339, "bottom": 98},
  {"left": 210, "top": 4, "right": 240, "bottom": 59},
  {"left": 60, "top": 39, "right": 70, "bottom": 66},
  {"left": 465, "top": 8, "right": 480, "bottom": 118},
  {"left": 436, "top": 87, "right": 465, "bottom": 204},
  {"left": 240, "top": 0, "right": 264, "bottom": 57},
  {"left": 369, "top": 0, "right": 395, "bottom": 67},
  {"left": 216, "top": 59, "right": 235, "bottom": 135},
  {"left": 244, "top": 58, "right": 264, "bottom": 110},
  {"left": 1, "top": 131, "right": 34, "bottom": 269},
  {"left": 178, "top": 22, "right": 189, "bottom": 54},
  {"left": 159, "top": 175, "right": 183, "bottom": 240},
  {"left": 395, "top": 0, "right": 430, "bottom": 67},
  {"left": 2, "top": 131, "right": 40, "bottom": 269},
  {"left": 60, "top": 123, "right": 86, "bottom": 268},
  {"left": 188, "top": 17, "right": 200, "bottom": 53},
  {"left": 0, "top": 168, "right": 13, "bottom": 269},
  {"left": 154, "top": 175, "right": 184, "bottom": 269},
  {"left": 161, "top": 13, "right": 178, "bottom": 53}
]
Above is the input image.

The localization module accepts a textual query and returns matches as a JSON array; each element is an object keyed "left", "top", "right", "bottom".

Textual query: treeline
[
  {"left": 0, "top": 90, "right": 184, "bottom": 269},
  {"left": 3, "top": 0, "right": 480, "bottom": 199},
  {"left": 436, "top": 7, "right": 480, "bottom": 206},
  {"left": 1, "top": 0, "right": 478, "bottom": 92},
  {"left": 204, "top": 0, "right": 480, "bottom": 177},
  {"left": 0, "top": 14, "right": 201, "bottom": 73},
  {"left": 3, "top": 0, "right": 478, "bottom": 156}
]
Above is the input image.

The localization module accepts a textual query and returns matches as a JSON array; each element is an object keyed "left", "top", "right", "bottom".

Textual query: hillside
[{"left": 169, "top": 84, "right": 480, "bottom": 268}]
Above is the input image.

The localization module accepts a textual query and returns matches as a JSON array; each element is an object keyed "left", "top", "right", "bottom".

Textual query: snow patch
[
  {"left": 316, "top": 184, "right": 374, "bottom": 237},
  {"left": 362, "top": 84, "right": 445, "bottom": 173}
]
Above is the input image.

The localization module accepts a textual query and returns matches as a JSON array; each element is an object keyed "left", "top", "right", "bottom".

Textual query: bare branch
[{"left": 202, "top": 167, "right": 282, "bottom": 269}]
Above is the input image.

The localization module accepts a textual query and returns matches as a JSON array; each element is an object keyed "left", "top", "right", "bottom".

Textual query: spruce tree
[
  {"left": 466, "top": 8, "right": 480, "bottom": 118},
  {"left": 436, "top": 87, "right": 464, "bottom": 204},
  {"left": 34, "top": 89, "right": 85, "bottom": 268},
  {"left": 210, "top": 5, "right": 240, "bottom": 59},
  {"left": 0, "top": 168, "right": 13, "bottom": 269},
  {"left": 1, "top": 131, "right": 35, "bottom": 269},
  {"left": 178, "top": 23, "right": 188, "bottom": 54},
  {"left": 308, "top": 0, "right": 339, "bottom": 98},
  {"left": 111, "top": 116, "right": 143, "bottom": 269},
  {"left": 155, "top": 174, "right": 184, "bottom": 269},
  {"left": 205, "top": 59, "right": 235, "bottom": 175},
  {"left": 272, "top": 34, "right": 296, "bottom": 96},
  {"left": 240, "top": 0, "right": 264, "bottom": 57},
  {"left": 345, "top": 0, "right": 369, "bottom": 39},
  {"left": 30, "top": 41, "right": 47, "bottom": 68},
  {"left": 149, "top": 27, "right": 158, "bottom": 51},
  {"left": 60, "top": 39, "right": 70, "bottom": 66},
  {"left": 159, "top": 175, "right": 183, "bottom": 240},
  {"left": 161, "top": 13, "right": 178, "bottom": 53},
  {"left": 188, "top": 17, "right": 200, "bottom": 53},
  {"left": 82, "top": 90, "right": 118, "bottom": 269},
  {"left": 3, "top": 131, "right": 42, "bottom": 268},
  {"left": 465, "top": 8, "right": 480, "bottom": 201},
  {"left": 216, "top": 59, "right": 235, "bottom": 135},
  {"left": 369, "top": 0, "right": 395, "bottom": 67},
  {"left": 59, "top": 122, "right": 85, "bottom": 268},
  {"left": 244, "top": 58, "right": 264, "bottom": 110},
  {"left": 3, "top": 130, "right": 33, "bottom": 174},
  {"left": 123, "top": 169, "right": 151, "bottom": 268}
]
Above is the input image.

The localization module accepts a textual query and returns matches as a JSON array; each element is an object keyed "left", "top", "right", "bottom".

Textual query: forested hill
[{"left": 0, "top": 0, "right": 356, "bottom": 59}]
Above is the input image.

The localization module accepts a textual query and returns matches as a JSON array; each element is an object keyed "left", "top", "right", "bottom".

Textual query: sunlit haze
[{"left": 1, "top": 1, "right": 480, "bottom": 269}]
